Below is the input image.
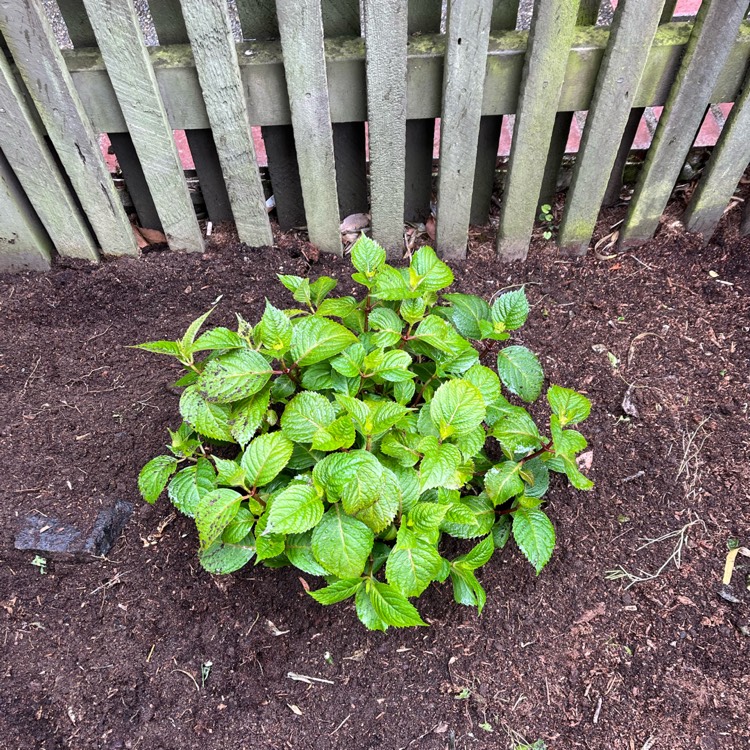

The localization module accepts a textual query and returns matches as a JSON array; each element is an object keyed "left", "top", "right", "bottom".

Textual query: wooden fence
[{"left": 1, "top": 0, "right": 750, "bottom": 272}]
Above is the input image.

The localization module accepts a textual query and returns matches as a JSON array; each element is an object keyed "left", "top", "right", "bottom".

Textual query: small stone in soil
[{"left": 14, "top": 499, "right": 133, "bottom": 559}]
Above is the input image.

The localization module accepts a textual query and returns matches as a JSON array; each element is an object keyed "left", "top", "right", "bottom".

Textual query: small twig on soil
[
  {"left": 676, "top": 418, "right": 709, "bottom": 482},
  {"left": 330, "top": 714, "right": 351, "bottom": 736},
  {"left": 20, "top": 356, "right": 42, "bottom": 396},
  {"left": 286, "top": 672, "right": 335, "bottom": 685},
  {"left": 171, "top": 668, "right": 200, "bottom": 693},
  {"left": 593, "top": 696, "right": 603, "bottom": 724},
  {"left": 88, "top": 570, "right": 128, "bottom": 596},
  {"left": 84, "top": 324, "right": 113, "bottom": 345},
  {"left": 620, "top": 470, "right": 645, "bottom": 483}
]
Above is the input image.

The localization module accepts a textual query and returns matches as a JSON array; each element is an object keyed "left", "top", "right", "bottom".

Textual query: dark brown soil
[{"left": 1, "top": 204, "right": 748, "bottom": 750}]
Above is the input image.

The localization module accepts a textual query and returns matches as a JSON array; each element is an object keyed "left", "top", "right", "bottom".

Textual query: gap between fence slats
[
  {"left": 619, "top": 0, "right": 750, "bottom": 249},
  {"left": 276, "top": 0, "right": 342, "bottom": 253},
  {"left": 496, "top": 0, "right": 581, "bottom": 261},
  {"left": 558, "top": 0, "right": 667, "bottom": 256}
]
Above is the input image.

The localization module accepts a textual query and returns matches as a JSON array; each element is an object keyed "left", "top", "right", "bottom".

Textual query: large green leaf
[
  {"left": 181, "top": 308, "right": 214, "bottom": 352},
  {"left": 484, "top": 461, "right": 523, "bottom": 505},
  {"left": 386, "top": 527, "right": 442, "bottom": 597},
  {"left": 449, "top": 566, "right": 487, "bottom": 614},
  {"left": 198, "top": 349, "right": 273, "bottom": 403},
  {"left": 313, "top": 450, "right": 382, "bottom": 513},
  {"left": 369, "top": 350, "right": 414, "bottom": 382},
  {"left": 199, "top": 534, "right": 255, "bottom": 574},
  {"left": 168, "top": 458, "right": 217, "bottom": 517},
  {"left": 441, "top": 293, "right": 491, "bottom": 339},
  {"left": 311, "top": 505, "right": 374, "bottom": 579},
  {"left": 521, "top": 457, "right": 550, "bottom": 498},
  {"left": 380, "top": 431, "right": 421, "bottom": 467},
  {"left": 240, "top": 432, "right": 294, "bottom": 487},
  {"left": 222, "top": 507, "right": 255, "bottom": 544},
  {"left": 440, "top": 493, "right": 495, "bottom": 539},
  {"left": 195, "top": 488, "right": 243, "bottom": 550},
  {"left": 317, "top": 296, "right": 358, "bottom": 319},
  {"left": 180, "top": 386, "right": 234, "bottom": 441},
  {"left": 134, "top": 340, "right": 183, "bottom": 358},
  {"left": 308, "top": 578, "right": 363, "bottom": 605},
  {"left": 512, "top": 508, "right": 555, "bottom": 574},
  {"left": 419, "top": 442, "right": 463, "bottom": 492},
  {"left": 331, "top": 343, "right": 365, "bottom": 378},
  {"left": 492, "top": 411, "right": 543, "bottom": 456},
  {"left": 310, "top": 415, "right": 356, "bottom": 452},
  {"left": 547, "top": 385, "right": 591, "bottom": 427},
  {"left": 230, "top": 386, "right": 271, "bottom": 445},
  {"left": 255, "top": 300, "right": 293, "bottom": 353},
  {"left": 192, "top": 327, "right": 246, "bottom": 352},
  {"left": 453, "top": 535, "right": 495, "bottom": 570},
  {"left": 496, "top": 345, "right": 544, "bottom": 403},
  {"left": 491, "top": 288, "right": 529, "bottom": 331},
  {"left": 280, "top": 391, "right": 336, "bottom": 443},
  {"left": 290, "top": 316, "right": 358, "bottom": 366},
  {"left": 410, "top": 246, "right": 454, "bottom": 292},
  {"left": 266, "top": 483, "right": 324, "bottom": 534},
  {"left": 429, "top": 379, "right": 486, "bottom": 438},
  {"left": 550, "top": 415, "right": 594, "bottom": 490},
  {"left": 286, "top": 532, "right": 330, "bottom": 576},
  {"left": 368, "top": 307, "right": 403, "bottom": 348},
  {"left": 368, "top": 581, "right": 427, "bottom": 627},
  {"left": 463, "top": 364, "right": 502, "bottom": 407},
  {"left": 138, "top": 455, "right": 178, "bottom": 504},
  {"left": 354, "top": 469, "right": 401, "bottom": 533},
  {"left": 371, "top": 265, "right": 417, "bottom": 300},
  {"left": 355, "top": 586, "right": 387, "bottom": 631}
]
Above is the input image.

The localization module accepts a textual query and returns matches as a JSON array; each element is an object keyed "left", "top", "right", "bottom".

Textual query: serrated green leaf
[
  {"left": 410, "top": 246, "right": 454, "bottom": 292},
  {"left": 311, "top": 415, "right": 356, "bottom": 451},
  {"left": 522, "top": 457, "right": 549, "bottom": 498},
  {"left": 199, "top": 534, "right": 255, "bottom": 574},
  {"left": 547, "top": 385, "right": 591, "bottom": 427},
  {"left": 512, "top": 508, "right": 555, "bottom": 574},
  {"left": 312, "top": 449, "right": 382, "bottom": 513},
  {"left": 386, "top": 527, "right": 442, "bottom": 597},
  {"left": 411, "top": 315, "right": 458, "bottom": 353},
  {"left": 355, "top": 586, "right": 387, "bottom": 631},
  {"left": 351, "top": 235, "right": 386, "bottom": 279},
  {"left": 441, "top": 493, "right": 494, "bottom": 539},
  {"left": 309, "top": 276, "right": 338, "bottom": 306},
  {"left": 409, "top": 501, "right": 450, "bottom": 530},
  {"left": 484, "top": 461, "right": 523, "bottom": 505},
  {"left": 463, "top": 364, "right": 502, "bottom": 407},
  {"left": 369, "top": 581, "right": 427, "bottom": 627},
  {"left": 256, "top": 300, "right": 293, "bottom": 352},
  {"left": 419, "top": 443, "right": 463, "bottom": 492},
  {"left": 291, "top": 316, "right": 358, "bottom": 366},
  {"left": 393, "top": 379, "right": 416, "bottom": 404},
  {"left": 280, "top": 391, "right": 336, "bottom": 443},
  {"left": 442, "top": 293, "right": 491, "bottom": 339},
  {"left": 230, "top": 386, "right": 271, "bottom": 445},
  {"left": 168, "top": 458, "right": 217, "bottom": 517},
  {"left": 380, "top": 431, "right": 421, "bottom": 467},
  {"left": 134, "top": 339, "right": 184, "bottom": 358},
  {"left": 450, "top": 566, "right": 487, "bottom": 614},
  {"left": 455, "top": 425, "right": 485, "bottom": 460},
  {"left": 331, "top": 343, "right": 365, "bottom": 378},
  {"left": 138, "top": 455, "right": 178, "bottom": 504},
  {"left": 491, "top": 289, "right": 529, "bottom": 330},
  {"left": 369, "top": 307, "right": 403, "bottom": 333},
  {"left": 241, "top": 432, "right": 294, "bottom": 487},
  {"left": 285, "top": 531, "right": 331, "bottom": 576},
  {"left": 266, "top": 483, "right": 324, "bottom": 534},
  {"left": 222, "top": 507, "right": 255, "bottom": 544},
  {"left": 429, "top": 379, "right": 486, "bottom": 440},
  {"left": 355, "top": 469, "right": 401, "bottom": 533},
  {"left": 195, "top": 488, "right": 243, "bottom": 550},
  {"left": 497, "top": 345, "right": 544, "bottom": 403},
  {"left": 278, "top": 274, "right": 311, "bottom": 306},
  {"left": 180, "top": 386, "right": 234, "bottom": 441},
  {"left": 455, "top": 535, "right": 494, "bottom": 570},
  {"left": 316, "top": 296, "right": 358, "bottom": 318},
  {"left": 492, "top": 411, "right": 543, "bottom": 455},
  {"left": 372, "top": 265, "right": 420, "bottom": 300},
  {"left": 400, "top": 297, "right": 427, "bottom": 325},
  {"left": 181, "top": 308, "right": 214, "bottom": 352},
  {"left": 311, "top": 505, "right": 374, "bottom": 579},
  {"left": 300, "top": 362, "right": 333, "bottom": 390},
  {"left": 198, "top": 349, "right": 273, "bottom": 403},
  {"left": 492, "top": 516, "right": 512, "bottom": 548},
  {"left": 270, "top": 374, "right": 296, "bottom": 402},
  {"left": 309, "top": 578, "right": 363, "bottom": 605},
  {"left": 192, "top": 327, "right": 246, "bottom": 352},
  {"left": 368, "top": 400, "right": 410, "bottom": 435}
]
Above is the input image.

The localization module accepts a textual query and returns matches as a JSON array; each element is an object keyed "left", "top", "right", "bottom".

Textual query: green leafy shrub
[{"left": 136, "top": 237, "right": 592, "bottom": 630}]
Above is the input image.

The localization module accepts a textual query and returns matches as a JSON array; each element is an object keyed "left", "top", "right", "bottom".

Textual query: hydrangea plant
[{"left": 137, "top": 237, "right": 592, "bottom": 630}]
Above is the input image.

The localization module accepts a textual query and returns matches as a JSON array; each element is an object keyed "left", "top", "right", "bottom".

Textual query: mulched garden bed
[{"left": 1, "top": 200, "right": 748, "bottom": 750}]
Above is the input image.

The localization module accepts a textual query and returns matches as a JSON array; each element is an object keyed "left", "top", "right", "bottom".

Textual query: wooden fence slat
[
  {"left": 0, "top": 148, "right": 53, "bottom": 272},
  {"left": 363, "top": 0, "right": 407, "bottom": 257},
  {"left": 0, "top": 1, "right": 137, "bottom": 258},
  {"left": 80, "top": 0, "right": 204, "bottom": 253},
  {"left": 538, "top": 0, "right": 600, "bottom": 209},
  {"left": 619, "top": 0, "right": 750, "bottom": 249},
  {"left": 323, "top": 0, "right": 368, "bottom": 220},
  {"left": 496, "top": 0, "right": 581, "bottom": 261},
  {"left": 0, "top": 49, "right": 98, "bottom": 259},
  {"left": 435, "top": 0, "right": 494, "bottom": 259},
  {"left": 470, "top": 0, "right": 519, "bottom": 226},
  {"left": 603, "top": 1, "right": 682, "bottom": 206},
  {"left": 180, "top": 0, "right": 273, "bottom": 247},
  {"left": 275, "top": 0, "right": 342, "bottom": 254},
  {"left": 558, "top": 0, "right": 667, "bottom": 256},
  {"left": 56, "top": 0, "right": 162, "bottom": 231},
  {"left": 404, "top": 1, "right": 441, "bottom": 223},
  {"left": 148, "top": 0, "right": 235, "bottom": 225},
  {"left": 682, "top": 72, "right": 750, "bottom": 240}
]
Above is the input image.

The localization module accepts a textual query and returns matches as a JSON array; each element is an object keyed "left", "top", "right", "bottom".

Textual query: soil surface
[{"left": 1, "top": 201, "right": 749, "bottom": 750}]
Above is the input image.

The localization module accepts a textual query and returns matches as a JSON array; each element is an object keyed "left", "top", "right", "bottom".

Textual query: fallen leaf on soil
[
  {"left": 574, "top": 602, "right": 606, "bottom": 625},
  {"left": 577, "top": 451, "right": 593, "bottom": 471},
  {"left": 425, "top": 215, "right": 436, "bottom": 242},
  {"left": 266, "top": 619, "right": 290, "bottom": 636},
  {"left": 434, "top": 722, "right": 449, "bottom": 734},
  {"left": 675, "top": 595, "right": 698, "bottom": 608},
  {"left": 288, "top": 704, "right": 303, "bottom": 716},
  {"left": 131, "top": 226, "right": 149, "bottom": 249},
  {"left": 340, "top": 213, "right": 370, "bottom": 234},
  {"left": 622, "top": 386, "right": 639, "bottom": 418},
  {"left": 139, "top": 227, "right": 168, "bottom": 245}
]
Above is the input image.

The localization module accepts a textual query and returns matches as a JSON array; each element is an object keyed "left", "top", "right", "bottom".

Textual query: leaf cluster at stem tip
[{"left": 135, "top": 236, "right": 593, "bottom": 631}]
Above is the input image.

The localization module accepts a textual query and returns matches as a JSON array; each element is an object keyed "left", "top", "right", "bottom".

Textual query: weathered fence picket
[
  {"left": 496, "top": 0, "right": 581, "bottom": 261},
  {"left": 435, "top": 0, "right": 494, "bottom": 259},
  {"left": 0, "top": 0, "right": 136, "bottom": 258},
  {"left": 619, "top": 0, "right": 750, "bottom": 249},
  {"left": 558, "top": 0, "right": 667, "bottom": 256},
  {"left": 1, "top": 0, "right": 750, "bottom": 273}
]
